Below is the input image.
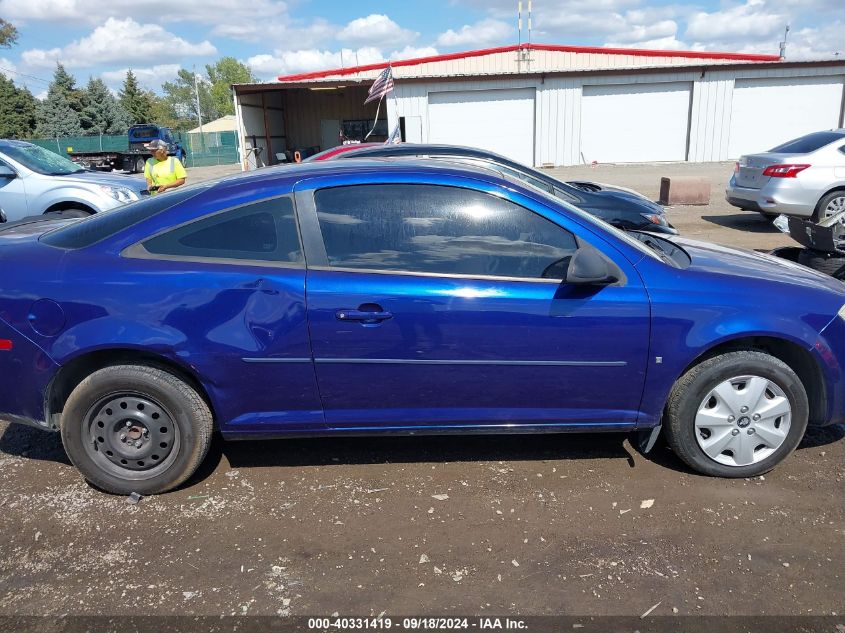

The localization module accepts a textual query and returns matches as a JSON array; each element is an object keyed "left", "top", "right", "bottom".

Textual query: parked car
[
  {"left": 726, "top": 129, "right": 845, "bottom": 221},
  {"left": 2, "top": 159, "right": 844, "bottom": 494},
  {"left": 314, "top": 143, "right": 677, "bottom": 235},
  {"left": 0, "top": 140, "right": 148, "bottom": 222}
]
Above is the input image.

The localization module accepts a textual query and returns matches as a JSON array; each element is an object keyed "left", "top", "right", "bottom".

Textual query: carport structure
[{"left": 233, "top": 44, "right": 845, "bottom": 169}]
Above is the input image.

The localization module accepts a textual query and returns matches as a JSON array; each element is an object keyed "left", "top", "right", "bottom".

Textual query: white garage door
[
  {"left": 581, "top": 82, "right": 692, "bottom": 163},
  {"left": 728, "top": 76, "right": 844, "bottom": 158},
  {"left": 428, "top": 89, "right": 535, "bottom": 165}
]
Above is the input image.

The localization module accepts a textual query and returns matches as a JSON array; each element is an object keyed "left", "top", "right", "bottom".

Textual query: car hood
[
  {"left": 672, "top": 236, "right": 845, "bottom": 294},
  {"left": 50, "top": 170, "right": 147, "bottom": 193}
]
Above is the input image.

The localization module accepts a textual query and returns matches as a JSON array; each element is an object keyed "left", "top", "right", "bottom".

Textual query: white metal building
[{"left": 233, "top": 44, "right": 845, "bottom": 169}]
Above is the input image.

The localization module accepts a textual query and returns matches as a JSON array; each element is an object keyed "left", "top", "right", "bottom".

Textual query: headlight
[
  {"left": 640, "top": 213, "right": 668, "bottom": 226},
  {"left": 99, "top": 185, "right": 138, "bottom": 203},
  {"left": 838, "top": 304, "right": 845, "bottom": 321}
]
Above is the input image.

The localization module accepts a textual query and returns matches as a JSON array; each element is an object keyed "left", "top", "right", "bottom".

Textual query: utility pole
[{"left": 779, "top": 24, "right": 790, "bottom": 61}]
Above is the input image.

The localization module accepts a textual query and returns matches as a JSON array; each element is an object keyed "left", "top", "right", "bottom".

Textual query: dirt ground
[{"left": 1, "top": 161, "right": 843, "bottom": 622}]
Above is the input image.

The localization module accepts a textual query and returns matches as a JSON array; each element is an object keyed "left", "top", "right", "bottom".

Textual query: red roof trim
[{"left": 276, "top": 43, "right": 780, "bottom": 82}]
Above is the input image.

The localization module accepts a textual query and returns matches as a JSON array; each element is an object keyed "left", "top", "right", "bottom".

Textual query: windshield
[
  {"left": 1, "top": 144, "right": 84, "bottom": 176},
  {"left": 496, "top": 171, "right": 665, "bottom": 263}
]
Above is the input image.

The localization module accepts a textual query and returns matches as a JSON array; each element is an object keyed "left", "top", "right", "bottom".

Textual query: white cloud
[
  {"left": 685, "top": 0, "right": 785, "bottom": 42},
  {"left": 390, "top": 46, "right": 440, "bottom": 60},
  {"left": 337, "top": 14, "right": 417, "bottom": 49},
  {"left": 435, "top": 18, "right": 512, "bottom": 47},
  {"left": 606, "top": 35, "right": 686, "bottom": 50},
  {"left": 606, "top": 20, "right": 678, "bottom": 44},
  {"left": 247, "top": 47, "right": 385, "bottom": 79},
  {"left": 0, "top": 0, "right": 286, "bottom": 25},
  {"left": 21, "top": 17, "right": 216, "bottom": 69},
  {"left": 212, "top": 17, "right": 337, "bottom": 48},
  {"left": 0, "top": 57, "right": 17, "bottom": 79},
  {"left": 101, "top": 64, "right": 181, "bottom": 91}
]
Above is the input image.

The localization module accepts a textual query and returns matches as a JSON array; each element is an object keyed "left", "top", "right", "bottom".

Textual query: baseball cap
[{"left": 145, "top": 139, "right": 168, "bottom": 151}]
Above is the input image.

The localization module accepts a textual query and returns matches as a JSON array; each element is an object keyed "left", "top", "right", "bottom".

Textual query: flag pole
[{"left": 364, "top": 96, "right": 383, "bottom": 140}]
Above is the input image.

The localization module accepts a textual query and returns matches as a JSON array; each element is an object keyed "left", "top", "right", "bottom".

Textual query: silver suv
[
  {"left": 0, "top": 140, "right": 147, "bottom": 223},
  {"left": 726, "top": 130, "right": 845, "bottom": 221}
]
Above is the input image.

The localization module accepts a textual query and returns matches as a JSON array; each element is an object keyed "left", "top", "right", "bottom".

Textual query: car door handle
[{"left": 336, "top": 309, "right": 393, "bottom": 322}]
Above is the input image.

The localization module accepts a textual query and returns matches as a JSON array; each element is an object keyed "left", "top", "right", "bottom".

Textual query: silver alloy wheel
[
  {"left": 694, "top": 375, "right": 792, "bottom": 467},
  {"left": 823, "top": 195, "right": 845, "bottom": 220}
]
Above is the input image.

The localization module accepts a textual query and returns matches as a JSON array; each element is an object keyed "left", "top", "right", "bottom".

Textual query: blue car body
[{"left": 1, "top": 160, "right": 845, "bottom": 444}]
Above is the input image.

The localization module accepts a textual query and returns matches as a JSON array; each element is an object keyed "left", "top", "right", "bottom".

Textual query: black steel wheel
[{"left": 61, "top": 364, "right": 213, "bottom": 495}]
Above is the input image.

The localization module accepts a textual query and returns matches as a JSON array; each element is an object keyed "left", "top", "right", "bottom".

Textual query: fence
[{"left": 26, "top": 131, "right": 241, "bottom": 169}]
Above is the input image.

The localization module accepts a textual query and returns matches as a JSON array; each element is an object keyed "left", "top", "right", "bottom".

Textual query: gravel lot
[{"left": 1, "top": 161, "right": 842, "bottom": 621}]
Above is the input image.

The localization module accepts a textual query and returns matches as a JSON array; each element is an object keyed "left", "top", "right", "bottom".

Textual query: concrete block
[{"left": 659, "top": 176, "right": 711, "bottom": 205}]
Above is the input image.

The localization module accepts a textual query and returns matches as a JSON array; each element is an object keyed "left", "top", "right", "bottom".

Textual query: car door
[
  {"left": 125, "top": 194, "right": 324, "bottom": 434},
  {"left": 0, "top": 157, "right": 29, "bottom": 220},
  {"left": 297, "top": 177, "right": 651, "bottom": 431}
]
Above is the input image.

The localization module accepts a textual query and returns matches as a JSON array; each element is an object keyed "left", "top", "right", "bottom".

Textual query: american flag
[{"left": 364, "top": 66, "right": 394, "bottom": 104}]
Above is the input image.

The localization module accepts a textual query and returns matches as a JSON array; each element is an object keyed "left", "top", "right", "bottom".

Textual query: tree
[
  {"left": 162, "top": 68, "right": 219, "bottom": 127},
  {"left": 0, "top": 74, "right": 36, "bottom": 137},
  {"left": 119, "top": 69, "right": 153, "bottom": 124},
  {"left": 0, "top": 18, "right": 17, "bottom": 48},
  {"left": 206, "top": 57, "right": 256, "bottom": 117},
  {"left": 35, "top": 64, "right": 84, "bottom": 137},
  {"left": 81, "top": 77, "right": 130, "bottom": 134},
  {"left": 51, "top": 63, "right": 85, "bottom": 112}
]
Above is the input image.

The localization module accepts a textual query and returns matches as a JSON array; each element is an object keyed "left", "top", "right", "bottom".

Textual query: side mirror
[
  {"left": 566, "top": 246, "right": 620, "bottom": 286},
  {"left": 0, "top": 165, "right": 16, "bottom": 179},
  {"left": 0, "top": 209, "right": 6, "bottom": 223}
]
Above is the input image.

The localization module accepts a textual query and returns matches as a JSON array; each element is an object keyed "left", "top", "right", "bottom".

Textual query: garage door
[
  {"left": 428, "top": 89, "right": 535, "bottom": 165},
  {"left": 581, "top": 82, "right": 692, "bottom": 163},
  {"left": 728, "top": 76, "right": 844, "bottom": 158}
]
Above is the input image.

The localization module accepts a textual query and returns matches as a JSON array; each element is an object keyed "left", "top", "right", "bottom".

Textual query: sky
[{"left": 0, "top": 0, "right": 842, "bottom": 98}]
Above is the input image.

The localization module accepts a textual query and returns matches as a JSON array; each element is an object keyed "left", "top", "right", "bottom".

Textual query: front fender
[{"left": 32, "top": 185, "right": 118, "bottom": 214}]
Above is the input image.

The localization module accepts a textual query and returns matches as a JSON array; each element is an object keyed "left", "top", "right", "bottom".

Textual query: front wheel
[
  {"left": 663, "top": 351, "right": 808, "bottom": 477},
  {"left": 61, "top": 365, "right": 213, "bottom": 495}
]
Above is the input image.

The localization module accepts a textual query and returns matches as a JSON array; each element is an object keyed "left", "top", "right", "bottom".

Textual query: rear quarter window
[
  {"left": 40, "top": 185, "right": 208, "bottom": 249},
  {"left": 769, "top": 131, "right": 845, "bottom": 154}
]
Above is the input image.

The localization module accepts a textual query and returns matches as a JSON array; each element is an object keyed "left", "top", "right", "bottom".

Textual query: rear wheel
[
  {"left": 60, "top": 365, "right": 213, "bottom": 495},
  {"left": 813, "top": 191, "right": 845, "bottom": 222},
  {"left": 134, "top": 156, "right": 145, "bottom": 174},
  {"left": 797, "top": 248, "right": 845, "bottom": 279},
  {"left": 663, "top": 351, "right": 808, "bottom": 478}
]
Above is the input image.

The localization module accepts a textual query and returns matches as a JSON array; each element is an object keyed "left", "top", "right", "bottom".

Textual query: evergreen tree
[
  {"left": 35, "top": 64, "right": 84, "bottom": 137},
  {"left": 206, "top": 57, "right": 256, "bottom": 117},
  {"left": 119, "top": 69, "right": 153, "bottom": 124},
  {"left": 51, "top": 63, "right": 85, "bottom": 112},
  {"left": 0, "top": 74, "right": 36, "bottom": 138},
  {"left": 81, "top": 77, "right": 130, "bottom": 134}
]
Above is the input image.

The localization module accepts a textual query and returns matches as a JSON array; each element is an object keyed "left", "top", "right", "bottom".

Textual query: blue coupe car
[{"left": 1, "top": 159, "right": 844, "bottom": 494}]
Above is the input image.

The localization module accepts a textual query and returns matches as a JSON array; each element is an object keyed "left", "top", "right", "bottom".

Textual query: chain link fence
[{"left": 25, "top": 131, "right": 241, "bottom": 169}]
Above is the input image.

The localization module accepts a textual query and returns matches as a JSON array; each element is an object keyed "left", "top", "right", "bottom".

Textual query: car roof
[{"left": 198, "top": 157, "right": 516, "bottom": 197}]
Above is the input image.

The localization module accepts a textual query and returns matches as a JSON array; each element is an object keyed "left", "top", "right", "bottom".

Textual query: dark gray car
[{"left": 321, "top": 143, "right": 677, "bottom": 234}]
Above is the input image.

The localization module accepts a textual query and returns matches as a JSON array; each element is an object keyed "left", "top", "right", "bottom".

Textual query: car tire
[
  {"left": 797, "top": 248, "right": 845, "bottom": 279},
  {"left": 759, "top": 212, "right": 778, "bottom": 220},
  {"left": 60, "top": 364, "right": 213, "bottom": 495},
  {"left": 813, "top": 190, "right": 845, "bottom": 222},
  {"left": 663, "top": 351, "right": 808, "bottom": 478}
]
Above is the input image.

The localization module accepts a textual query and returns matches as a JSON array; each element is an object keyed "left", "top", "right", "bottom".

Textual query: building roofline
[{"left": 275, "top": 43, "right": 781, "bottom": 82}]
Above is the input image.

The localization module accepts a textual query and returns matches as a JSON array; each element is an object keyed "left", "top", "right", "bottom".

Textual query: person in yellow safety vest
[{"left": 143, "top": 139, "right": 187, "bottom": 195}]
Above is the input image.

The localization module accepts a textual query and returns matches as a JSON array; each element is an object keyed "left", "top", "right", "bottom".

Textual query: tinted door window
[
  {"left": 314, "top": 184, "right": 577, "bottom": 279},
  {"left": 143, "top": 196, "right": 302, "bottom": 264}
]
